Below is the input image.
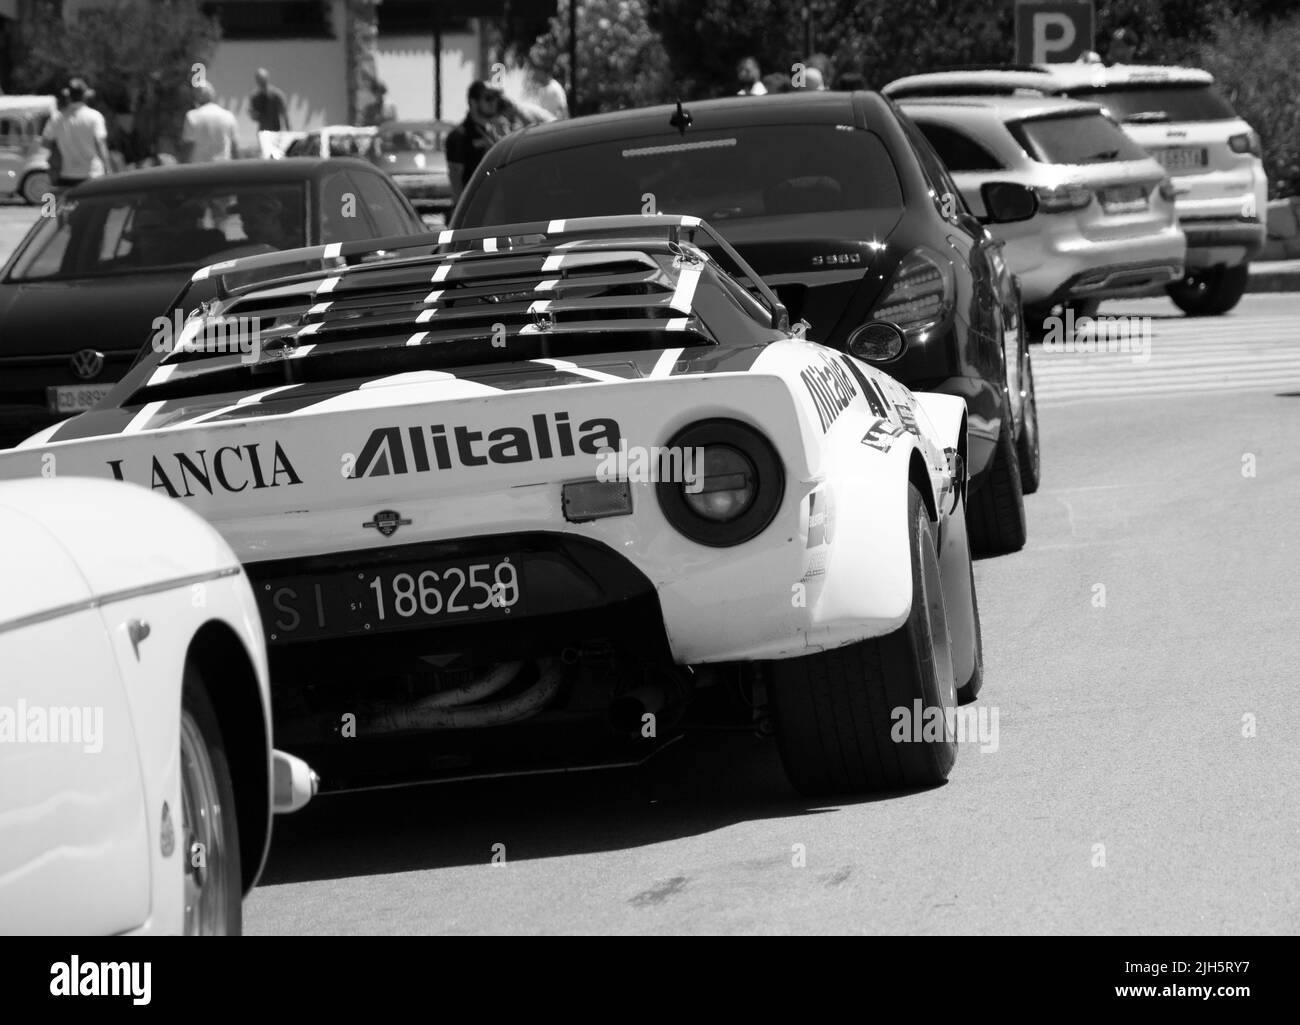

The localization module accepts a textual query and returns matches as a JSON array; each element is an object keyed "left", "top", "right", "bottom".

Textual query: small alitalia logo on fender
[{"left": 363, "top": 510, "right": 411, "bottom": 537}]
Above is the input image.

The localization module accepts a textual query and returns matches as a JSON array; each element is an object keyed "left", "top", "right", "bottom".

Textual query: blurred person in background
[
  {"left": 446, "top": 80, "right": 502, "bottom": 203},
  {"left": 526, "top": 61, "right": 569, "bottom": 120},
  {"left": 181, "top": 82, "right": 239, "bottom": 162},
  {"left": 249, "top": 68, "right": 291, "bottom": 132},
  {"left": 736, "top": 57, "right": 767, "bottom": 95},
  {"left": 761, "top": 72, "right": 792, "bottom": 94},
  {"left": 362, "top": 80, "right": 397, "bottom": 127},
  {"left": 41, "top": 77, "right": 111, "bottom": 188}
]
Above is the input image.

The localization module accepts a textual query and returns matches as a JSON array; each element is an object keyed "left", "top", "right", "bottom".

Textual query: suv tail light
[
  {"left": 1228, "top": 131, "right": 1261, "bottom": 157},
  {"left": 869, "top": 246, "right": 954, "bottom": 342},
  {"left": 1034, "top": 184, "right": 1093, "bottom": 212}
]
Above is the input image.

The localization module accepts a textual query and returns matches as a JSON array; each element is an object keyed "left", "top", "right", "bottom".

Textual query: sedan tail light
[
  {"left": 869, "top": 246, "right": 954, "bottom": 342},
  {"left": 1034, "top": 184, "right": 1093, "bottom": 212}
]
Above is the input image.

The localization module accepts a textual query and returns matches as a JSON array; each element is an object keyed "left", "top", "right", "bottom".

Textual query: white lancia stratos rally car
[
  {"left": 0, "top": 478, "right": 315, "bottom": 936},
  {"left": 0, "top": 216, "right": 984, "bottom": 796}
]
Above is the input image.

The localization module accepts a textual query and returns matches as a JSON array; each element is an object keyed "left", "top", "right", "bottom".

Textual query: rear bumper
[
  {"left": 1008, "top": 223, "right": 1186, "bottom": 306},
  {"left": 1180, "top": 218, "right": 1266, "bottom": 267},
  {"left": 1037, "top": 258, "right": 1187, "bottom": 309}
]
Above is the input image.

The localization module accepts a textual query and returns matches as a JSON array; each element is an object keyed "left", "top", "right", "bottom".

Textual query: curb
[{"left": 1247, "top": 263, "right": 1300, "bottom": 293}]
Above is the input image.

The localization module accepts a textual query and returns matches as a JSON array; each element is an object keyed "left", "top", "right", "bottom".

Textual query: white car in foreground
[{"left": 0, "top": 478, "right": 315, "bottom": 935}]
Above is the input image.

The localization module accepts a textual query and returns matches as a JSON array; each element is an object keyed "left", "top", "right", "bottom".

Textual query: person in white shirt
[
  {"left": 736, "top": 57, "right": 768, "bottom": 96},
  {"left": 181, "top": 83, "right": 240, "bottom": 163},
  {"left": 526, "top": 63, "right": 570, "bottom": 120},
  {"left": 41, "top": 78, "right": 111, "bottom": 187}
]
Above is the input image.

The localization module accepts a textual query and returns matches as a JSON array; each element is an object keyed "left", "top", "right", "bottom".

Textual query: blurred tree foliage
[
  {"left": 16, "top": 0, "right": 220, "bottom": 161},
  {"left": 529, "top": 0, "right": 673, "bottom": 115}
]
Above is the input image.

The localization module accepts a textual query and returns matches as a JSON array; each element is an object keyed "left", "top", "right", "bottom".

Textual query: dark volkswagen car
[
  {"left": 453, "top": 92, "right": 1042, "bottom": 554},
  {"left": 0, "top": 157, "right": 425, "bottom": 448}
]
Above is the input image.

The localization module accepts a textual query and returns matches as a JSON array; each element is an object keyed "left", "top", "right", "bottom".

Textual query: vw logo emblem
[{"left": 70, "top": 348, "right": 105, "bottom": 381}]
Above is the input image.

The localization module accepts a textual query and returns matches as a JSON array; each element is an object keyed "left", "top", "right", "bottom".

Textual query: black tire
[
  {"left": 20, "top": 171, "right": 51, "bottom": 206},
  {"left": 769, "top": 486, "right": 957, "bottom": 795},
  {"left": 968, "top": 425, "right": 1027, "bottom": 556},
  {"left": 957, "top": 565, "right": 983, "bottom": 705},
  {"left": 180, "top": 667, "right": 243, "bottom": 935},
  {"left": 1016, "top": 351, "right": 1041, "bottom": 495},
  {"left": 1166, "top": 264, "right": 1249, "bottom": 317}
]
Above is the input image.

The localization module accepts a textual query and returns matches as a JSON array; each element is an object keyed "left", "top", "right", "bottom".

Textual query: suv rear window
[
  {"left": 462, "top": 125, "right": 904, "bottom": 239},
  {"left": 1064, "top": 85, "right": 1238, "bottom": 123},
  {"left": 1007, "top": 112, "right": 1149, "bottom": 165}
]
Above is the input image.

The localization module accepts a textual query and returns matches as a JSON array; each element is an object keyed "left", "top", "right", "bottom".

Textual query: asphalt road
[{"left": 3, "top": 202, "right": 1296, "bottom": 934}]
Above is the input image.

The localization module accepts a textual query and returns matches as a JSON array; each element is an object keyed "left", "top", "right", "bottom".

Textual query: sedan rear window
[
  {"left": 1007, "top": 112, "right": 1149, "bottom": 165},
  {"left": 462, "top": 125, "right": 904, "bottom": 239},
  {"left": 1064, "top": 85, "right": 1238, "bottom": 124}
]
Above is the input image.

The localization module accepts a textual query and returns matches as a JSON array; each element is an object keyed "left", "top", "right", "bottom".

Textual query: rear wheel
[
  {"left": 1167, "top": 265, "right": 1249, "bottom": 316},
  {"left": 769, "top": 486, "right": 957, "bottom": 795},
  {"left": 180, "top": 667, "right": 242, "bottom": 935},
  {"left": 967, "top": 426, "right": 1027, "bottom": 556},
  {"left": 1016, "top": 352, "right": 1041, "bottom": 495}
]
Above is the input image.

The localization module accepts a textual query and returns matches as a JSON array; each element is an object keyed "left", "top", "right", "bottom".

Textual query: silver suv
[
  {"left": 885, "top": 65, "right": 1269, "bottom": 316},
  {"left": 897, "top": 96, "right": 1185, "bottom": 322}
]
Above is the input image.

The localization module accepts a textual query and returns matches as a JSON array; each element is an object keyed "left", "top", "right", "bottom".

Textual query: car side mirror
[
  {"left": 772, "top": 300, "right": 791, "bottom": 333},
  {"left": 847, "top": 321, "right": 907, "bottom": 362},
  {"left": 980, "top": 182, "right": 1038, "bottom": 224}
]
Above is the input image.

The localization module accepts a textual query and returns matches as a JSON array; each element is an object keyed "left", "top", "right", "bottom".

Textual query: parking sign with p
[{"left": 1014, "top": 0, "right": 1095, "bottom": 63}]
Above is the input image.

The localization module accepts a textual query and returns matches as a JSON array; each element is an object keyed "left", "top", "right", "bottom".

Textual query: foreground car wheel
[
  {"left": 1016, "top": 352, "right": 1041, "bottom": 495},
  {"left": 180, "top": 668, "right": 242, "bottom": 935},
  {"left": 967, "top": 426, "right": 1027, "bottom": 556},
  {"left": 20, "top": 171, "right": 51, "bottom": 206},
  {"left": 769, "top": 486, "right": 957, "bottom": 795},
  {"left": 1167, "top": 265, "right": 1249, "bottom": 317}
]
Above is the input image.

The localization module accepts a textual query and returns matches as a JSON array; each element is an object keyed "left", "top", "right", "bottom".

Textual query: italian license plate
[
  {"left": 47, "top": 384, "right": 114, "bottom": 413},
  {"left": 1099, "top": 185, "right": 1150, "bottom": 213},
  {"left": 258, "top": 556, "right": 523, "bottom": 644},
  {"left": 1154, "top": 146, "right": 1207, "bottom": 173}
]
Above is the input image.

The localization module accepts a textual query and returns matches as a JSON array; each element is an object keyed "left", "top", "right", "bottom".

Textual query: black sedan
[
  {"left": 0, "top": 157, "right": 425, "bottom": 448},
  {"left": 452, "top": 92, "right": 1042, "bottom": 554}
]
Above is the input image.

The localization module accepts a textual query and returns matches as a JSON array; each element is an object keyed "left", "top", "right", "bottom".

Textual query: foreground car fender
[{"left": 0, "top": 478, "right": 310, "bottom": 935}]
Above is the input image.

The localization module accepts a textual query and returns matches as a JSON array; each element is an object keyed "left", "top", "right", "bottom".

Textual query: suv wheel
[{"left": 1167, "top": 265, "right": 1249, "bottom": 317}]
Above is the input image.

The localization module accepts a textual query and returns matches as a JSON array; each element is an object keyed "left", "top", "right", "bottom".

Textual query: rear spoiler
[{"left": 187, "top": 214, "right": 789, "bottom": 330}]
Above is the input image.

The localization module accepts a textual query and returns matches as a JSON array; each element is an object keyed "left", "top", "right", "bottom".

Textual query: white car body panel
[{"left": 0, "top": 478, "right": 296, "bottom": 935}]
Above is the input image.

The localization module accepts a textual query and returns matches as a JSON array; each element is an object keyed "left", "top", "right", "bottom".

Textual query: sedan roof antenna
[{"left": 669, "top": 99, "right": 693, "bottom": 136}]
